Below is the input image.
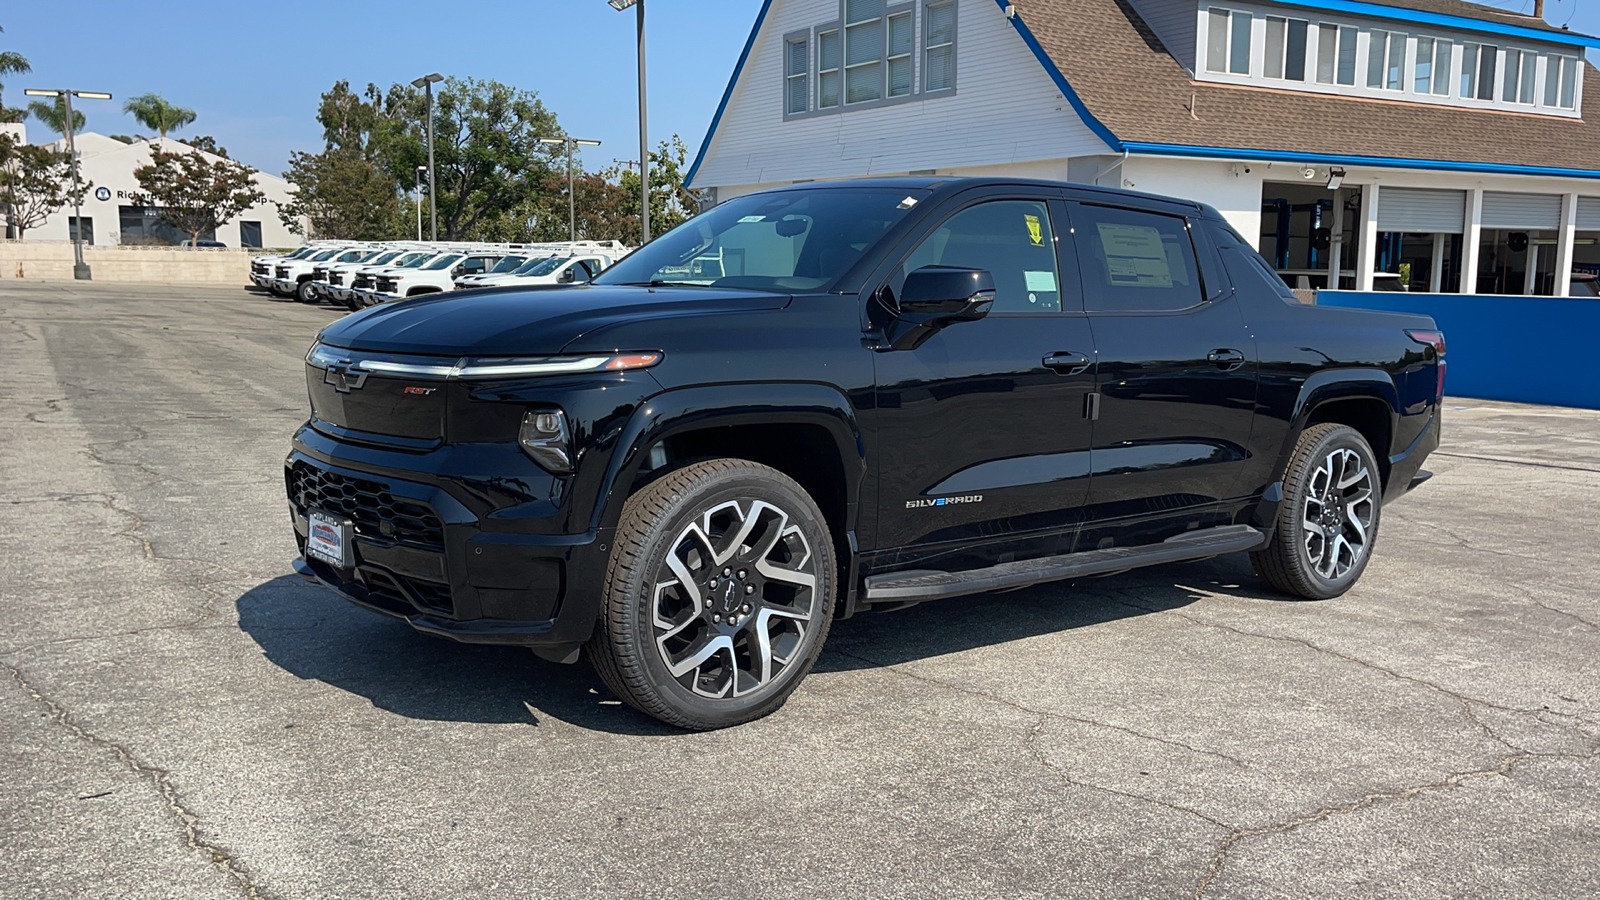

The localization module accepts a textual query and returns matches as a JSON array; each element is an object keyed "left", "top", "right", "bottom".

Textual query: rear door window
[{"left": 1074, "top": 205, "right": 1204, "bottom": 312}]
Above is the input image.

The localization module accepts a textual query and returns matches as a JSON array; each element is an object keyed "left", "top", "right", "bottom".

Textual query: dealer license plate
[{"left": 306, "top": 511, "right": 352, "bottom": 568}]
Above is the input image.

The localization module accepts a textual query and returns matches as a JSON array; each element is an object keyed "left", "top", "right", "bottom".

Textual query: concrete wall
[
  {"left": 1319, "top": 290, "right": 1600, "bottom": 410},
  {"left": 0, "top": 241, "right": 252, "bottom": 284}
]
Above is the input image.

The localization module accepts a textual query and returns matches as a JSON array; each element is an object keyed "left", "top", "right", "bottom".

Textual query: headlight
[{"left": 519, "top": 409, "right": 572, "bottom": 474}]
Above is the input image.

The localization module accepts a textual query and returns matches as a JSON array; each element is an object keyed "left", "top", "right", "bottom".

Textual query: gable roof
[{"left": 1009, "top": 0, "right": 1600, "bottom": 177}]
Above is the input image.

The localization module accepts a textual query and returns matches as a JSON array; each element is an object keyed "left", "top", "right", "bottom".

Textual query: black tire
[
  {"left": 1250, "top": 423, "right": 1382, "bottom": 600},
  {"left": 295, "top": 279, "right": 318, "bottom": 304},
  {"left": 587, "top": 459, "right": 837, "bottom": 730}
]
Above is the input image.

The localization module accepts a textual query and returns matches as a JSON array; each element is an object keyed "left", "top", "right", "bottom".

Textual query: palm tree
[
  {"left": 122, "top": 93, "right": 196, "bottom": 138},
  {"left": 26, "top": 95, "right": 84, "bottom": 135},
  {"left": 0, "top": 24, "right": 32, "bottom": 122}
]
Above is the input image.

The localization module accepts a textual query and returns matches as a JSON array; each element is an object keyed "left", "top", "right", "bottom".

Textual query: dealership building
[
  {"left": 686, "top": 0, "right": 1600, "bottom": 296},
  {"left": 3, "top": 123, "right": 301, "bottom": 249}
]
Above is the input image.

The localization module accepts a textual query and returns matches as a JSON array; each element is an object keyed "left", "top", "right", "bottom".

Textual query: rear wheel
[
  {"left": 1250, "top": 423, "right": 1382, "bottom": 600},
  {"left": 587, "top": 459, "right": 836, "bottom": 730}
]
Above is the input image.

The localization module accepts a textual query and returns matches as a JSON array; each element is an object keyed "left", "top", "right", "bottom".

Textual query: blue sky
[
  {"left": 3, "top": 0, "right": 1596, "bottom": 178},
  {"left": 2, "top": 1, "right": 764, "bottom": 176}
]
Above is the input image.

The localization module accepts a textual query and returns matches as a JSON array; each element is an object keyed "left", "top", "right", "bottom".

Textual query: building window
[
  {"left": 1413, "top": 37, "right": 1452, "bottom": 96},
  {"left": 887, "top": 10, "right": 913, "bottom": 97},
  {"left": 818, "top": 28, "right": 841, "bottom": 108},
  {"left": 68, "top": 216, "right": 94, "bottom": 245},
  {"left": 1315, "top": 23, "right": 1357, "bottom": 85},
  {"left": 1206, "top": 8, "right": 1252, "bottom": 76},
  {"left": 924, "top": 0, "right": 955, "bottom": 92},
  {"left": 844, "top": 0, "right": 884, "bottom": 104},
  {"left": 1502, "top": 48, "right": 1536, "bottom": 104},
  {"left": 1366, "top": 30, "right": 1404, "bottom": 91},
  {"left": 1264, "top": 16, "right": 1308, "bottom": 82},
  {"left": 1461, "top": 42, "right": 1498, "bottom": 100},
  {"left": 785, "top": 34, "right": 810, "bottom": 114},
  {"left": 240, "top": 220, "right": 263, "bottom": 249},
  {"left": 1545, "top": 54, "right": 1578, "bottom": 109}
]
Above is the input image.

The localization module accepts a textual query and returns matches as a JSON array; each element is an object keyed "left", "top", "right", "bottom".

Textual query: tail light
[{"left": 1406, "top": 329, "right": 1447, "bottom": 398}]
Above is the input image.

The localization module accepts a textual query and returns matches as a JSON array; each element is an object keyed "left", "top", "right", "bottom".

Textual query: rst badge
[
  {"left": 403, "top": 386, "right": 436, "bottom": 395},
  {"left": 907, "top": 495, "right": 983, "bottom": 509}
]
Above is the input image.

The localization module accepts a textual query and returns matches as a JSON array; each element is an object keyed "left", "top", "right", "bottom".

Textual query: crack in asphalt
[
  {"left": 1026, "top": 716, "right": 1233, "bottom": 829},
  {"left": 2, "top": 659, "right": 272, "bottom": 900},
  {"left": 1191, "top": 742, "right": 1600, "bottom": 899},
  {"left": 1507, "top": 583, "right": 1600, "bottom": 634},
  {"left": 1430, "top": 451, "right": 1600, "bottom": 475},
  {"left": 824, "top": 646, "right": 1249, "bottom": 768}
]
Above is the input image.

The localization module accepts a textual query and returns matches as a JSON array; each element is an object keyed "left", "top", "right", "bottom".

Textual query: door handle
[
  {"left": 1207, "top": 349, "right": 1246, "bottom": 371},
  {"left": 1043, "top": 351, "right": 1091, "bottom": 376}
]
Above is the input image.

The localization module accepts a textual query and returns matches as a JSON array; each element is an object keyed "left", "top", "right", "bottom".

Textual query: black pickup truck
[{"left": 288, "top": 178, "right": 1444, "bottom": 729}]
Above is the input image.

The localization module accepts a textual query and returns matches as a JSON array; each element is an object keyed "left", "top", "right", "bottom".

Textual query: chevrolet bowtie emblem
[{"left": 325, "top": 359, "right": 370, "bottom": 393}]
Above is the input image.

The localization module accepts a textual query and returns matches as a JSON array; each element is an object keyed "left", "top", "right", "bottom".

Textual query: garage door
[
  {"left": 1377, "top": 188, "right": 1466, "bottom": 233},
  {"left": 1480, "top": 192, "right": 1563, "bottom": 229},
  {"left": 1576, "top": 197, "right": 1600, "bottom": 231}
]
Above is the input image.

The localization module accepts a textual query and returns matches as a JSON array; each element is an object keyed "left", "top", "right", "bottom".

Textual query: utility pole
[
  {"left": 538, "top": 137, "right": 601, "bottom": 242},
  {"left": 607, "top": 0, "right": 650, "bottom": 243},
  {"left": 23, "top": 88, "right": 112, "bottom": 279},
  {"left": 411, "top": 73, "right": 443, "bottom": 240}
]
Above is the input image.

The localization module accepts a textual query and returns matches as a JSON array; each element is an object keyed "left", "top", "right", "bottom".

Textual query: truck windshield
[
  {"left": 488, "top": 255, "right": 527, "bottom": 274},
  {"left": 396, "top": 253, "right": 435, "bottom": 268},
  {"left": 516, "top": 257, "right": 565, "bottom": 276},
  {"left": 423, "top": 254, "right": 463, "bottom": 270},
  {"left": 595, "top": 187, "right": 926, "bottom": 291},
  {"left": 312, "top": 250, "right": 341, "bottom": 261}
]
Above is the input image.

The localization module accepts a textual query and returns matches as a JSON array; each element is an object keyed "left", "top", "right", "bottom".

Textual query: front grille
[
  {"left": 312, "top": 267, "right": 329, "bottom": 281},
  {"left": 329, "top": 272, "right": 345, "bottom": 287},
  {"left": 252, "top": 262, "right": 269, "bottom": 275},
  {"left": 376, "top": 276, "right": 398, "bottom": 293},
  {"left": 275, "top": 266, "right": 289, "bottom": 278},
  {"left": 289, "top": 462, "right": 445, "bottom": 551},
  {"left": 353, "top": 274, "right": 374, "bottom": 290}
]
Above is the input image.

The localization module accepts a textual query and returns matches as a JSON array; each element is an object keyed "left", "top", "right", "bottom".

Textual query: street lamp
[
  {"left": 23, "top": 88, "right": 112, "bottom": 280},
  {"left": 607, "top": 0, "right": 650, "bottom": 244},
  {"left": 537, "top": 137, "right": 601, "bottom": 242},
  {"left": 415, "top": 165, "right": 427, "bottom": 240},
  {"left": 411, "top": 73, "right": 444, "bottom": 240}
]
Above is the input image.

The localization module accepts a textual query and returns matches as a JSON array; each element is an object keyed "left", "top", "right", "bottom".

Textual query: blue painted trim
[
  {"left": 1266, "top": 0, "right": 1600, "bottom": 49},
  {"left": 993, "top": 0, "right": 1124, "bottom": 151},
  {"left": 1121, "top": 141, "right": 1600, "bottom": 179},
  {"left": 684, "top": 0, "right": 774, "bottom": 189}
]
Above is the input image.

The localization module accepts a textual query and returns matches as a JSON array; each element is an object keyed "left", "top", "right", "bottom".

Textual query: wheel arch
[
  {"left": 589, "top": 383, "right": 868, "bottom": 615},
  {"left": 1284, "top": 369, "right": 1399, "bottom": 491}
]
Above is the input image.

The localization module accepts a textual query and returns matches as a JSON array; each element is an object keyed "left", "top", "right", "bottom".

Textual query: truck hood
[{"left": 316, "top": 283, "right": 791, "bottom": 356}]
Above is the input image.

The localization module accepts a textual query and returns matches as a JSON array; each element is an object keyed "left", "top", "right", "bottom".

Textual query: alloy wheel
[
  {"left": 1301, "top": 447, "right": 1377, "bottom": 580},
  {"left": 650, "top": 499, "right": 819, "bottom": 700}
]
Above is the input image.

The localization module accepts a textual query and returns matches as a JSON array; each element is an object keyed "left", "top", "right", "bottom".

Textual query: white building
[
  {"left": 687, "top": 0, "right": 1600, "bottom": 296},
  {"left": 6, "top": 123, "right": 302, "bottom": 249}
]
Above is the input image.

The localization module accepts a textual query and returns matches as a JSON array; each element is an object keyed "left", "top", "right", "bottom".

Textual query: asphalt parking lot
[{"left": 2, "top": 278, "right": 1596, "bottom": 900}]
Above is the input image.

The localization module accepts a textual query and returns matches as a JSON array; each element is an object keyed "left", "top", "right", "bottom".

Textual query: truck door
[
  {"left": 869, "top": 191, "right": 1098, "bottom": 566},
  {"left": 1067, "top": 200, "right": 1258, "bottom": 550}
]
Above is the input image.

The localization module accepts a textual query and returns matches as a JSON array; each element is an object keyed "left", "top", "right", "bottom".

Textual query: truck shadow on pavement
[{"left": 236, "top": 554, "right": 1268, "bottom": 734}]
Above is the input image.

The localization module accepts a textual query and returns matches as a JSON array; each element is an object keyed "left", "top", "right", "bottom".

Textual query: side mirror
[
  {"left": 559, "top": 268, "right": 576, "bottom": 283},
  {"left": 885, "top": 266, "right": 996, "bottom": 350}
]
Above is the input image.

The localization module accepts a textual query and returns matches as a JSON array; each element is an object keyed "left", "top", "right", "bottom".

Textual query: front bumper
[
  {"left": 271, "top": 278, "right": 296, "bottom": 294},
  {"left": 249, "top": 273, "right": 272, "bottom": 288},
  {"left": 285, "top": 429, "right": 608, "bottom": 649}
]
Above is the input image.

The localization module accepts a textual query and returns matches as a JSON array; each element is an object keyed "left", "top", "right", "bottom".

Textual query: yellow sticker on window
[{"left": 1024, "top": 214, "right": 1043, "bottom": 246}]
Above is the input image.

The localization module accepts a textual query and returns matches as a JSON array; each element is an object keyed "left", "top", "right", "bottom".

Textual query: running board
[{"left": 863, "top": 525, "right": 1267, "bottom": 604}]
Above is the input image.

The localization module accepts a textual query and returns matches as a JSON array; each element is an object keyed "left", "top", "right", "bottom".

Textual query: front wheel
[
  {"left": 295, "top": 280, "right": 318, "bottom": 303},
  {"left": 587, "top": 459, "right": 837, "bottom": 730},
  {"left": 1250, "top": 423, "right": 1382, "bottom": 600}
]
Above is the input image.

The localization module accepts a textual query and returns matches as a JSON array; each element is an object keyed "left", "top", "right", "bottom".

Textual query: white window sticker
[
  {"left": 1024, "top": 270, "right": 1058, "bottom": 293},
  {"left": 737, "top": 215, "right": 767, "bottom": 223},
  {"left": 1096, "top": 223, "right": 1174, "bottom": 288}
]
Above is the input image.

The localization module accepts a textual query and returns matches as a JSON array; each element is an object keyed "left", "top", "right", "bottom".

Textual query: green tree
[
  {"left": 179, "top": 135, "right": 228, "bottom": 157},
  {"left": 0, "top": 24, "right": 30, "bottom": 123},
  {"left": 607, "top": 135, "right": 697, "bottom": 246},
  {"left": 278, "top": 147, "right": 403, "bottom": 239},
  {"left": 0, "top": 141, "right": 89, "bottom": 238},
  {"left": 122, "top": 93, "right": 197, "bottom": 138},
  {"left": 131, "top": 147, "right": 265, "bottom": 245},
  {"left": 26, "top": 95, "right": 85, "bottom": 135}
]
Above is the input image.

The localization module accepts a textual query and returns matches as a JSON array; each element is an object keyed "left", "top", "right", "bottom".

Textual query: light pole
[
  {"left": 537, "top": 137, "right": 601, "bottom": 242},
  {"left": 23, "top": 88, "right": 112, "bottom": 280},
  {"left": 607, "top": 0, "right": 649, "bottom": 243},
  {"left": 411, "top": 73, "right": 443, "bottom": 240},
  {"left": 415, "top": 165, "right": 426, "bottom": 240}
]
